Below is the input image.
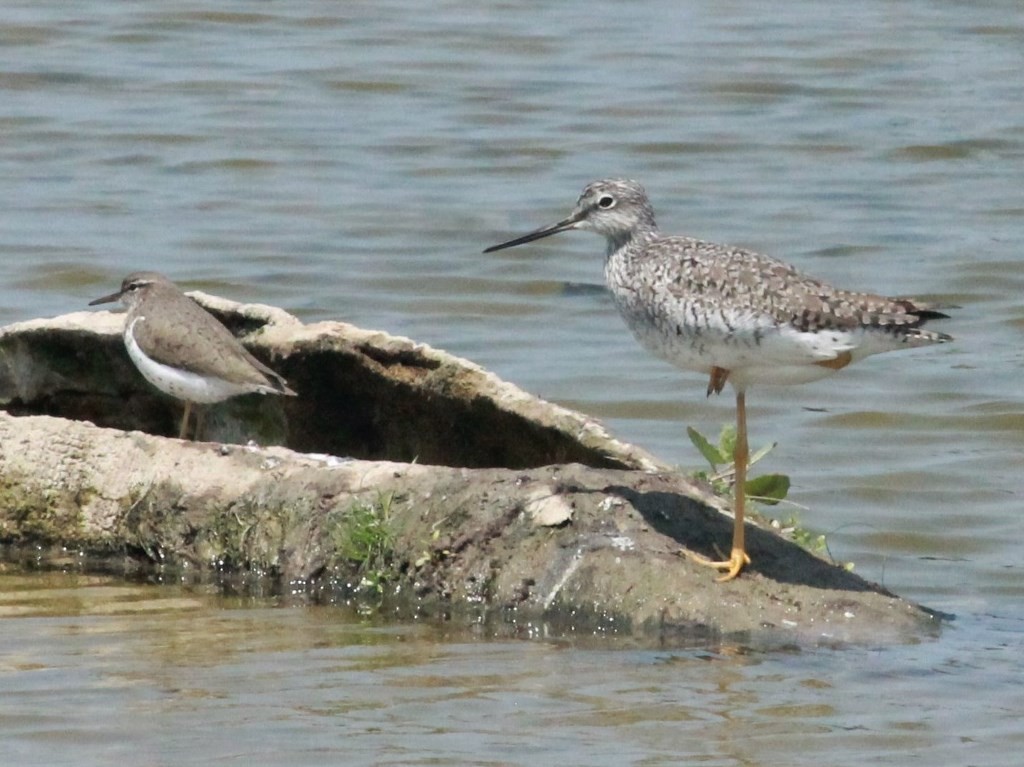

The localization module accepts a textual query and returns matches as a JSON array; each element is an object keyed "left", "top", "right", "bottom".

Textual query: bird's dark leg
[
  {"left": 194, "top": 407, "right": 206, "bottom": 442},
  {"left": 179, "top": 402, "right": 193, "bottom": 440}
]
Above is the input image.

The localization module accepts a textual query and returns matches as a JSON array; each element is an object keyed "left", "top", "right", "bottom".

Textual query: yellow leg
[
  {"left": 179, "top": 401, "right": 193, "bottom": 440},
  {"left": 687, "top": 388, "right": 752, "bottom": 581}
]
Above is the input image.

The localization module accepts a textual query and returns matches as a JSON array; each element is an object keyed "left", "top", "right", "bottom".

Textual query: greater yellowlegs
[
  {"left": 90, "top": 272, "right": 297, "bottom": 440},
  {"left": 485, "top": 178, "right": 952, "bottom": 581}
]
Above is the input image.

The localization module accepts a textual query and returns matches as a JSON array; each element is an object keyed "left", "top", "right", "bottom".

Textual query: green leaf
[
  {"left": 687, "top": 426, "right": 728, "bottom": 468},
  {"left": 717, "top": 424, "right": 737, "bottom": 458},
  {"left": 744, "top": 473, "right": 790, "bottom": 505}
]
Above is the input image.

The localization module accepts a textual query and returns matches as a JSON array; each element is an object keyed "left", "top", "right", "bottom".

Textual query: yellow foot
[{"left": 685, "top": 548, "right": 752, "bottom": 582}]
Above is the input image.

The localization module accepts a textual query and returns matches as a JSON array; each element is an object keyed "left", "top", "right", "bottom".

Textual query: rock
[{"left": 0, "top": 294, "right": 943, "bottom": 643}]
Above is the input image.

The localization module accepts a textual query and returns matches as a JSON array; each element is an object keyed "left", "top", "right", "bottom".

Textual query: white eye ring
[{"left": 597, "top": 195, "right": 616, "bottom": 209}]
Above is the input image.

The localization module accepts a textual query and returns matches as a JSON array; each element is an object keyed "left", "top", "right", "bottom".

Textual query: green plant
[
  {"left": 414, "top": 525, "right": 448, "bottom": 569},
  {"left": 332, "top": 491, "right": 396, "bottom": 595},
  {"left": 687, "top": 425, "right": 852, "bottom": 567},
  {"left": 783, "top": 514, "right": 827, "bottom": 553},
  {"left": 687, "top": 424, "right": 790, "bottom": 505}
]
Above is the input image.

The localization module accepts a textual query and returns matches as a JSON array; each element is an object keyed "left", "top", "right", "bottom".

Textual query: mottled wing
[{"left": 650, "top": 236, "right": 949, "bottom": 363}]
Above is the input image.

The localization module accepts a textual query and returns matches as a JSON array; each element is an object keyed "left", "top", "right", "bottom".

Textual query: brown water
[{"left": 1, "top": 1, "right": 1023, "bottom": 764}]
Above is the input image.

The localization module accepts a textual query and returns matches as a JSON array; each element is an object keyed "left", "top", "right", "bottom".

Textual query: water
[
  {"left": 2, "top": 572, "right": 1021, "bottom": 766},
  {"left": 1, "top": 1, "right": 1022, "bottom": 763}
]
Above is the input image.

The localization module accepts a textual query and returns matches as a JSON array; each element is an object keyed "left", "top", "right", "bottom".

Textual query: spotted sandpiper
[
  {"left": 485, "top": 179, "right": 952, "bottom": 581},
  {"left": 89, "top": 271, "right": 297, "bottom": 440}
]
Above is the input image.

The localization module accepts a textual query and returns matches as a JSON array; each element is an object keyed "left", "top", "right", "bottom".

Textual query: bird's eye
[{"left": 597, "top": 195, "right": 616, "bottom": 209}]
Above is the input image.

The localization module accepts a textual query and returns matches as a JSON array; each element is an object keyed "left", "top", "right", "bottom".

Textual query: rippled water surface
[
  {"left": 1, "top": 1, "right": 1023, "bottom": 764},
  {"left": 2, "top": 572, "right": 1022, "bottom": 766}
]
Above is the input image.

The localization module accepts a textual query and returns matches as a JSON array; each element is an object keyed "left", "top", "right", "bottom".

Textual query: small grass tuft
[{"left": 329, "top": 491, "right": 397, "bottom": 597}]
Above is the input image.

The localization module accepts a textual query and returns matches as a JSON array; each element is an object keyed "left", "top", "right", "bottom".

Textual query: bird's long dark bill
[
  {"left": 483, "top": 213, "right": 581, "bottom": 253},
  {"left": 88, "top": 290, "right": 123, "bottom": 306}
]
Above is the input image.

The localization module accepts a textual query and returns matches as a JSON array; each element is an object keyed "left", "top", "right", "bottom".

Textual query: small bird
[
  {"left": 89, "top": 271, "right": 297, "bottom": 440},
  {"left": 485, "top": 179, "right": 952, "bottom": 581}
]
